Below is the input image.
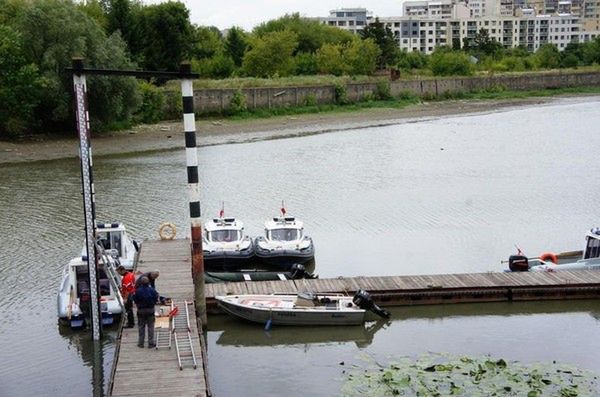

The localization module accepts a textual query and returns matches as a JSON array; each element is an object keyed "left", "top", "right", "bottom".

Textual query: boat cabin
[
  {"left": 583, "top": 228, "right": 600, "bottom": 260},
  {"left": 205, "top": 218, "right": 245, "bottom": 243},
  {"left": 265, "top": 217, "right": 304, "bottom": 242},
  {"left": 82, "top": 222, "right": 133, "bottom": 261}
]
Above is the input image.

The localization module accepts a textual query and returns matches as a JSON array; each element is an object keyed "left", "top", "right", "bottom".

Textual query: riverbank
[{"left": 0, "top": 93, "right": 595, "bottom": 165}]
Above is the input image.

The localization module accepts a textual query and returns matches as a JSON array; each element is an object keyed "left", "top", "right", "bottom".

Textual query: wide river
[{"left": 1, "top": 97, "right": 599, "bottom": 396}]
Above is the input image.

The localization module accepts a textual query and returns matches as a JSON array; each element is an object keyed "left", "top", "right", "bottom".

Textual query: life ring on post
[
  {"left": 159, "top": 222, "right": 177, "bottom": 240},
  {"left": 539, "top": 252, "right": 558, "bottom": 264}
]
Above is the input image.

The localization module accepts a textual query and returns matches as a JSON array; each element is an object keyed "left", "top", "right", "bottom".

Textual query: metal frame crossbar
[{"left": 172, "top": 300, "right": 198, "bottom": 370}]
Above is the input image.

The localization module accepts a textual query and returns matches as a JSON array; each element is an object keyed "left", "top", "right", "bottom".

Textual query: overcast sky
[{"left": 145, "top": 1, "right": 405, "bottom": 31}]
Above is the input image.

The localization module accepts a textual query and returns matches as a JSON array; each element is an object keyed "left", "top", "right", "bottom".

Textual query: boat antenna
[
  {"left": 281, "top": 200, "right": 286, "bottom": 216},
  {"left": 219, "top": 201, "right": 225, "bottom": 218},
  {"left": 514, "top": 244, "right": 524, "bottom": 256}
]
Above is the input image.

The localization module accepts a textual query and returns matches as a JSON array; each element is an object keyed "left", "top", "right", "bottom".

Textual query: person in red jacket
[{"left": 117, "top": 265, "right": 136, "bottom": 328}]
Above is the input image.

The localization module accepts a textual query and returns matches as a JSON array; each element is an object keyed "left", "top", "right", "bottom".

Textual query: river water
[{"left": 1, "top": 97, "right": 599, "bottom": 396}]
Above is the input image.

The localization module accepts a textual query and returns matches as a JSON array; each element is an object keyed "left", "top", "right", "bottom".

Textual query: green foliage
[
  {"left": 467, "top": 28, "right": 504, "bottom": 58},
  {"left": 334, "top": 83, "right": 348, "bottom": 104},
  {"left": 582, "top": 37, "right": 600, "bottom": 65},
  {"left": 303, "top": 93, "right": 317, "bottom": 106},
  {"left": 344, "top": 38, "right": 380, "bottom": 76},
  {"left": 133, "top": 2, "right": 194, "bottom": 72},
  {"left": 253, "top": 13, "right": 354, "bottom": 54},
  {"left": 342, "top": 353, "right": 600, "bottom": 397},
  {"left": 193, "top": 54, "right": 235, "bottom": 79},
  {"left": 397, "top": 50, "right": 428, "bottom": 71},
  {"left": 77, "top": 0, "right": 107, "bottom": 30},
  {"left": 2, "top": 0, "right": 140, "bottom": 134},
  {"left": 192, "top": 26, "right": 223, "bottom": 60},
  {"left": 374, "top": 80, "right": 392, "bottom": 100},
  {"left": 430, "top": 48, "right": 474, "bottom": 76},
  {"left": 162, "top": 90, "right": 182, "bottom": 120},
  {"left": 294, "top": 52, "right": 318, "bottom": 75},
  {"left": 229, "top": 89, "right": 247, "bottom": 114},
  {"left": 360, "top": 17, "right": 399, "bottom": 69},
  {"left": 315, "top": 43, "right": 348, "bottom": 76},
  {"left": 242, "top": 30, "right": 298, "bottom": 77},
  {"left": 0, "top": 25, "right": 46, "bottom": 138},
  {"left": 224, "top": 26, "right": 247, "bottom": 67},
  {"left": 135, "top": 80, "right": 164, "bottom": 123},
  {"left": 534, "top": 44, "right": 561, "bottom": 69}
]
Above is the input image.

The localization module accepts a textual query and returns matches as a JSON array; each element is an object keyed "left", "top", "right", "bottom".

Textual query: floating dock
[
  {"left": 109, "top": 239, "right": 209, "bottom": 397},
  {"left": 109, "top": 239, "right": 600, "bottom": 395}
]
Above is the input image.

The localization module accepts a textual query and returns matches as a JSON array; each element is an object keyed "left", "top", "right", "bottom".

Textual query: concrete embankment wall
[{"left": 186, "top": 71, "right": 600, "bottom": 114}]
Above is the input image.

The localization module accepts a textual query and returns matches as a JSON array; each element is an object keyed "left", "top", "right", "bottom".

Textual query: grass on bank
[{"left": 201, "top": 85, "right": 600, "bottom": 122}]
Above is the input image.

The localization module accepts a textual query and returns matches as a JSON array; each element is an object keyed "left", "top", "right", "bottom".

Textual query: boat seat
[{"left": 77, "top": 280, "right": 90, "bottom": 295}]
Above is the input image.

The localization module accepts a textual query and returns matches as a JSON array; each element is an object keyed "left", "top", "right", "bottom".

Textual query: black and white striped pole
[
  {"left": 72, "top": 58, "right": 102, "bottom": 341},
  {"left": 180, "top": 63, "right": 207, "bottom": 324}
]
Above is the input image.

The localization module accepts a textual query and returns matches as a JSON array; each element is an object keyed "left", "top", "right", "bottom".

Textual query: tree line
[{"left": 1, "top": 0, "right": 600, "bottom": 138}]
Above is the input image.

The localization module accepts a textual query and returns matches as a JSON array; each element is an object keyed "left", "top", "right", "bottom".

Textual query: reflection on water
[{"left": 1, "top": 97, "right": 600, "bottom": 396}]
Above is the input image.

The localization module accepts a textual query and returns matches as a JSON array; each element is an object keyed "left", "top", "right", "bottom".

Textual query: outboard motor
[
  {"left": 508, "top": 255, "right": 529, "bottom": 272},
  {"left": 289, "top": 264, "right": 318, "bottom": 280},
  {"left": 352, "top": 289, "right": 390, "bottom": 319}
]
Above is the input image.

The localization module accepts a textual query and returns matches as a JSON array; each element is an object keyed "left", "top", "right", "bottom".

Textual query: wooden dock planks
[{"left": 110, "top": 239, "right": 207, "bottom": 397}]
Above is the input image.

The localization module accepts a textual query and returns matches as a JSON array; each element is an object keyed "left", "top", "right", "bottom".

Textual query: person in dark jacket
[
  {"left": 132, "top": 276, "right": 159, "bottom": 348},
  {"left": 135, "top": 270, "right": 159, "bottom": 289}
]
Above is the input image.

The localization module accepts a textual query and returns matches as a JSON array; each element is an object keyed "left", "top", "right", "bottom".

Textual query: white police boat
[
  {"left": 203, "top": 217, "right": 255, "bottom": 271},
  {"left": 216, "top": 290, "right": 390, "bottom": 326},
  {"left": 81, "top": 222, "right": 139, "bottom": 270},
  {"left": 254, "top": 214, "right": 314, "bottom": 270},
  {"left": 507, "top": 228, "right": 600, "bottom": 272},
  {"left": 57, "top": 254, "right": 123, "bottom": 328}
]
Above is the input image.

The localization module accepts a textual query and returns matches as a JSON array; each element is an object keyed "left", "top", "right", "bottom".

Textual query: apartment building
[
  {"left": 403, "top": 0, "right": 470, "bottom": 18},
  {"left": 317, "top": 8, "right": 373, "bottom": 34},
  {"left": 381, "top": 14, "right": 582, "bottom": 54}
]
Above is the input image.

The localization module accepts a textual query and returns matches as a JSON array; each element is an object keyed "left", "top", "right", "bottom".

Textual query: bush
[
  {"left": 295, "top": 52, "right": 318, "bottom": 75},
  {"left": 334, "top": 83, "right": 349, "bottom": 104},
  {"left": 136, "top": 80, "right": 165, "bottom": 123},
  {"left": 229, "top": 89, "right": 247, "bottom": 114},
  {"left": 303, "top": 93, "right": 317, "bottom": 106},
  {"left": 163, "top": 91, "right": 183, "bottom": 120},
  {"left": 374, "top": 80, "right": 392, "bottom": 100},
  {"left": 430, "top": 48, "right": 474, "bottom": 76}
]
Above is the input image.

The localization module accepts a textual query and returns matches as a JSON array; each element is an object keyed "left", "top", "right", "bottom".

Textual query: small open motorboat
[
  {"left": 254, "top": 209, "right": 314, "bottom": 270},
  {"left": 216, "top": 290, "right": 390, "bottom": 326},
  {"left": 507, "top": 228, "right": 600, "bottom": 272},
  {"left": 57, "top": 254, "right": 123, "bottom": 328},
  {"left": 81, "top": 222, "right": 139, "bottom": 270},
  {"left": 203, "top": 217, "right": 255, "bottom": 271}
]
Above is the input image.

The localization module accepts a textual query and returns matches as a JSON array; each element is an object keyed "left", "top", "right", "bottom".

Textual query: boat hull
[
  {"left": 216, "top": 295, "right": 365, "bottom": 326},
  {"left": 203, "top": 249, "right": 256, "bottom": 272},
  {"left": 254, "top": 244, "right": 315, "bottom": 271}
]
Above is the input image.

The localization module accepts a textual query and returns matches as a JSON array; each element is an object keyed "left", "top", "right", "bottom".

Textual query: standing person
[
  {"left": 117, "top": 265, "right": 136, "bottom": 328},
  {"left": 132, "top": 276, "right": 158, "bottom": 348},
  {"left": 135, "top": 270, "right": 160, "bottom": 289}
]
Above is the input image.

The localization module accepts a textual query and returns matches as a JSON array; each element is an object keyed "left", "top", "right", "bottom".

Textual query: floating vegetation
[{"left": 341, "top": 353, "right": 599, "bottom": 396}]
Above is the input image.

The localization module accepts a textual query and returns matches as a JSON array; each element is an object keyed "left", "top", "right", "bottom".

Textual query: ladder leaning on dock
[{"left": 172, "top": 301, "right": 198, "bottom": 370}]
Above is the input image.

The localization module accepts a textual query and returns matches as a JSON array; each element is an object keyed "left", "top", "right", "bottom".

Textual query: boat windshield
[
  {"left": 269, "top": 228, "right": 300, "bottom": 241},
  {"left": 584, "top": 236, "right": 600, "bottom": 259},
  {"left": 97, "top": 231, "right": 122, "bottom": 256},
  {"left": 210, "top": 229, "right": 240, "bottom": 242}
]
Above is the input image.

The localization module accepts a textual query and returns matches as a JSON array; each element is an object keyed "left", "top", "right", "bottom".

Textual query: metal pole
[
  {"left": 180, "top": 62, "right": 207, "bottom": 324},
  {"left": 72, "top": 58, "right": 102, "bottom": 340}
]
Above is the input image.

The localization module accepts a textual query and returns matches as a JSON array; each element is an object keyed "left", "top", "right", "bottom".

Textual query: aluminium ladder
[{"left": 172, "top": 300, "right": 198, "bottom": 370}]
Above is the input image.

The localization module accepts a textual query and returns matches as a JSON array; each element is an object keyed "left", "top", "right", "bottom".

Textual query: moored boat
[
  {"left": 254, "top": 207, "right": 314, "bottom": 270},
  {"left": 205, "top": 263, "right": 317, "bottom": 283},
  {"left": 203, "top": 216, "right": 255, "bottom": 271},
  {"left": 507, "top": 228, "right": 600, "bottom": 272},
  {"left": 216, "top": 290, "right": 389, "bottom": 326},
  {"left": 57, "top": 255, "right": 123, "bottom": 328},
  {"left": 81, "top": 222, "right": 139, "bottom": 270}
]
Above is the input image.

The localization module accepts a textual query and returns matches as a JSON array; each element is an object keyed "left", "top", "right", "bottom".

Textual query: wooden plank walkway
[
  {"left": 109, "top": 239, "right": 208, "bottom": 397},
  {"left": 206, "top": 270, "right": 600, "bottom": 312}
]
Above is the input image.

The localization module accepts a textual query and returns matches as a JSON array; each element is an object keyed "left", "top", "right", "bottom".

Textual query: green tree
[
  {"left": 315, "top": 43, "right": 348, "bottom": 76},
  {"left": 429, "top": 47, "right": 474, "bottom": 76},
  {"left": 192, "top": 25, "right": 223, "bottom": 60},
  {"left": 77, "top": 0, "right": 107, "bottom": 29},
  {"left": 253, "top": 13, "right": 354, "bottom": 54},
  {"left": 242, "top": 30, "right": 298, "bottom": 77},
  {"left": 360, "top": 17, "right": 399, "bottom": 69},
  {"left": 4, "top": 0, "right": 140, "bottom": 133},
  {"left": 470, "top": 28, "right": 504, "bottom": 58},
  {"left": 295, "top": 52, "right": 318, "bottom": 75},
  {"left": 343, "top": 38, "right": 380, "bottom": 75},
  {"left": 134, "top": 2, "right": 194, "bottom": 71},
  {"left": 0, "top": 25, "right": 46, "bottom": 137},
  {"left": 582, "top": 37, "right": 600, "bottom": 65},
  {"left": 224, "top": 26, "right": 247, "bottom": 67},
  {"left": 397, "top": 50, "right": 428, "bottom": 71},
  {"left": 534, "top": 43, "right": 560, "bottom": 69}
]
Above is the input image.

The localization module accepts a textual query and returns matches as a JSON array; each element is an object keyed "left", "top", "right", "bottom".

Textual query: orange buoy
[{"left": 539, "top": 252, "right": 558, "bottom": 264}]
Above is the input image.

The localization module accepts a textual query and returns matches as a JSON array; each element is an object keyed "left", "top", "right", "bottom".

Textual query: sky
[{"left": 145, "top": 1, "right": 405, "bottom": 31}]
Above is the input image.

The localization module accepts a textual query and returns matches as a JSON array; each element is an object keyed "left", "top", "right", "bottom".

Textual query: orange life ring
[{"left": 539, "top": 252, "right": 558, "bottom": 264}]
